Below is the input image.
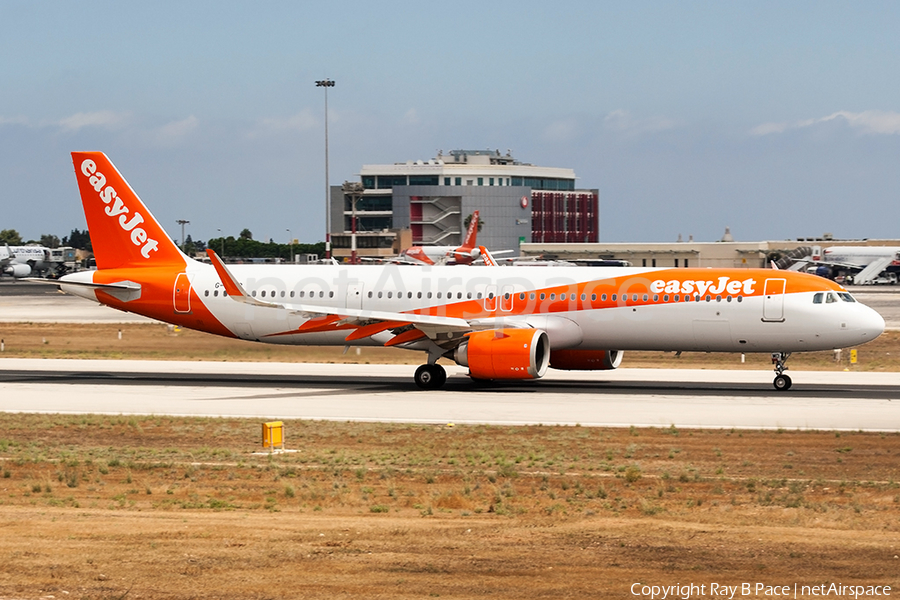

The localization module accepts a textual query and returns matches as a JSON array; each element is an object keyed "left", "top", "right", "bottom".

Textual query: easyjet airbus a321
[{"left": 57, "top": 152, "right": 885, "bottom": 391}]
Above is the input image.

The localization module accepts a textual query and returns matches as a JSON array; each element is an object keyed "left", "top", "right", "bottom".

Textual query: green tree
[
  {"left": 40, "top": 234, "right": 61, "bottom": 249},
  {"left": 62, "top": 229, "right": 92, "bottom": 251},
  {"left": 464, "top": 213, "right": 484, "bottom": 233},
  {"left": 239, "top": 228, "right": 253, "bottom": 240},
  {"left": 0, "top": 229, "right": 23, "bottom": 245}
]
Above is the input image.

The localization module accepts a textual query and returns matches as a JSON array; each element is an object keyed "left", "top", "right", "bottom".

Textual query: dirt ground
[
  {"left": 1, "top": 323, "right": 899, "bottom": 598},
  {"left": 0, "top": 416, "right": 898, "bottom": 599},
  {"left": 1, "top": 322, "right": 899, "bottom": 371}
]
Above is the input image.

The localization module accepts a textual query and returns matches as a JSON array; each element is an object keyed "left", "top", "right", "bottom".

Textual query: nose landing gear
[{"left": 771, "top": 352, "right": 792, "bottom": 391}]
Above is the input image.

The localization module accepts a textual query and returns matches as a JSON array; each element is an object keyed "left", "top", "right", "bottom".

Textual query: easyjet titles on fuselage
[
  {"left": 80, "top": 159, "right": 159, "bottom": 259},
  {"left": 650, "top": 276, "right": 757, "bottom": 297}
]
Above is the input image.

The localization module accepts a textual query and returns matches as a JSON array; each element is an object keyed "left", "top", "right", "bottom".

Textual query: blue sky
[{"left": 2, "top": 1, "right": 899, "bottom": 245}]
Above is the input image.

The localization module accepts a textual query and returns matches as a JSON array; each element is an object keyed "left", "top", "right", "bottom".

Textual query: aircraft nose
[{"left": 857, "top": 305, "right": 885, "bottom": 341}]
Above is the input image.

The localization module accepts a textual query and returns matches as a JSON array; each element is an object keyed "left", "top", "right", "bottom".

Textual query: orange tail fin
[
  {"left": 461, "top": 210, "right": 479, "bottom": 250},
  {"left": 71, "top": 152, "right": 186, "bottom": 270}
]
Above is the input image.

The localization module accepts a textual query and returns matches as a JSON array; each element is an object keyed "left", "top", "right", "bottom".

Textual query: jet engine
[
  {"left": 4, "top": 264, "right": 32, "bottom": 278},
  {"left": 549, "top": 349, "right": 623, "bottom": 371},
  {"left": 454, "top": 328, "right": 550, "bottom": 380}
]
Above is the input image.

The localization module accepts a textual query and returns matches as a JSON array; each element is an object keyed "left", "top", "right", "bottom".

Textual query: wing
[{"left": 206, "top": 250, "right": 473, "bottom": 348}]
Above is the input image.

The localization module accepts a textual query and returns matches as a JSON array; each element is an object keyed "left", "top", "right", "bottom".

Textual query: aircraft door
[
  {"left": 346, "top": 283, "right": 363, "bottom": 310},
  {"left": 762, "top": 278, "right": 786, "bottom": 322},
  {"left": 173, "top": 273, "right": 192, "bottom": 314}
]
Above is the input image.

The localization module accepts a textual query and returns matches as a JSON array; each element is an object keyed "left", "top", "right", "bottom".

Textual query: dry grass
[
  {"left": 0, "top": 415, "right": 898, "bottom": 598},
  {"left": 1, "top": 322, "right": 899, "bottom": 370},
  {"left": 1, "top": 323, "right": 899, "bottom": 597}
]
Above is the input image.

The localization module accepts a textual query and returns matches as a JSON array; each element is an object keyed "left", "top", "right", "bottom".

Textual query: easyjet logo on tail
[
  {"left": 80, "top": 159, "right": 159, "bottom": 259},
  {"left": 650, "top": 276, "right": 757, "bottom": 296}
]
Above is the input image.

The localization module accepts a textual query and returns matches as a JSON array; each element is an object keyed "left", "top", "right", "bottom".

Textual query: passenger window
[
  {"left": 550, "top": 294, "right": 556, "bottom": 300},
  {"left": 600, "top": 294, "right": 606, "bottom": 301},
  {"left": 592, "top": 294, "right": 597, "bottom": 301},
  {"left": 612, "top": 294, "right": 617, "bottom": 301},
  {"left": 530, "top": 293, "right": 535, "bottom": 300},
  {"left": 290, "top": 291, "right": 294, "bottom": 298},
  {"left": 300, "top": 291, "right": 305, "bottom": 298},
  {"left": 329, "top": 291, "right": 333, "bottom": 298},
  {"left": 519, "top": 293, "right": 526, "bottom": 300},
  {"left": 813, "top": 292, "right": 823, "bottom": 304},
  {"left": 214, "top": 290, "right": 218, "bottom": 297},
  {"left": 387, "top": 292, "right": 392, "bottom": 299},
  {"left": 417, "top": 292, "right": 422, "bottom": 299}
]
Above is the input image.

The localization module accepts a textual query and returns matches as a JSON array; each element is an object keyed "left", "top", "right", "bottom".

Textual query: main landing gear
[
  {"left": 771, "top": 352, "right": 792, "bottom": 391},
  {"left": 414, "top": 363, "right": 447, "bottom": 390}
]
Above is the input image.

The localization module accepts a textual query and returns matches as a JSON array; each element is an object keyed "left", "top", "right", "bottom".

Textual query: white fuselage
[{"left": 63, "top": 261, "right": 884, "bottom": 355}]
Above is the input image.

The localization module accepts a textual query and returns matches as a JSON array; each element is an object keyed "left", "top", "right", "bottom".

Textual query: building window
[
  {"left": 455, "top": 177, "right": 462, "bottom": 186},
  {"left": 652, "top": 258, "right": 656, "bottom": 267},
  {"left": 489, "top": 178, "right": 494, "bottom": 186},
  {"left": 361, "top": 176, "right": 375, "bottom": 189},
  {"left": 477, "top": 177, "right": 483, "bottom": 186},
  {"left": 444, "top": 177, "right": 450, "bottom": 186},
  {"left": 409, "top": 175, "right": 439, "bottom": 186},
  {"left": 685, "top": 259, "right": 690, "bottom": 268},
  {"left": 675, "top": 258, "right": 679, "bottom": 267}
]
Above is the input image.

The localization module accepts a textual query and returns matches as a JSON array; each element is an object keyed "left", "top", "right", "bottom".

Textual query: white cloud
[
  {"left": 155, "top": 115, "right": 199, "bottom": 144},
  {"left": 254, "top": 109, "right": 318, "bottom": 136},
  {"left": 542, "top": 119, "right": 579, "bottom": 143},
  {"left": 752, "top": 110, "right": 900, "bottom": 136},
  {"left": 0, "top": 116, "right": 30, "bottom": 126},
  {"left": 603, "top": 109, "right": 677, "bottom": 135},
  {"left": 403, "top": 108, "right": 420, "bottom": 125},
  {"left": 56, "top": 110, "right": 129, "bottom": 132}
]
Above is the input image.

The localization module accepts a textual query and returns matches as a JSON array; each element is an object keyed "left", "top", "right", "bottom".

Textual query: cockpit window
[
  {"left": 812, "top": 292, "right": 823, "bottom": 304},
  {"left": 826, "top": 293, "right": 838, "bottom": 303},
  {"left": 838, "top": 292, "right": 856, "bottom": 303}
]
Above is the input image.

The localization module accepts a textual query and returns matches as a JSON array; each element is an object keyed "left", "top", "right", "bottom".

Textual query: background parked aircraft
[
  {"left": 0, "top": 244, "right": 51, "bottom": 278},
  {"left": 788, "top": 246, "right": 900, "bottom": 285}
]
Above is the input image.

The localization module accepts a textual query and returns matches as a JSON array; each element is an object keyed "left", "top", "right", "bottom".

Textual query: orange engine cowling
[
  {"left": 454, "top": 328, "right": 550, "bottom": 380},
  {"left": 549, "top": 349, "right": 623, "bottom": 371}
]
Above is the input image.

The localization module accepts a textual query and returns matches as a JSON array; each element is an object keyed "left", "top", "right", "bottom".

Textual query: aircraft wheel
[
  {"left": 773, "top": 374, "right": 792, "bottom": 391},
  {"left": 415, "top": 364, "right": 446, "bottom": 390}
]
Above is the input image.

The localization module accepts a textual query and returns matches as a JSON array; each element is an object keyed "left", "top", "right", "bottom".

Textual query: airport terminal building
[{"left": 329, "top": 149, "right": 599, "bottom": 259}]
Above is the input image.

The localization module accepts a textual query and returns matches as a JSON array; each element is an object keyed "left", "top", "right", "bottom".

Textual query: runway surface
[{"left": 2, "top": 359, "right": 898, "bottom": 431}]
